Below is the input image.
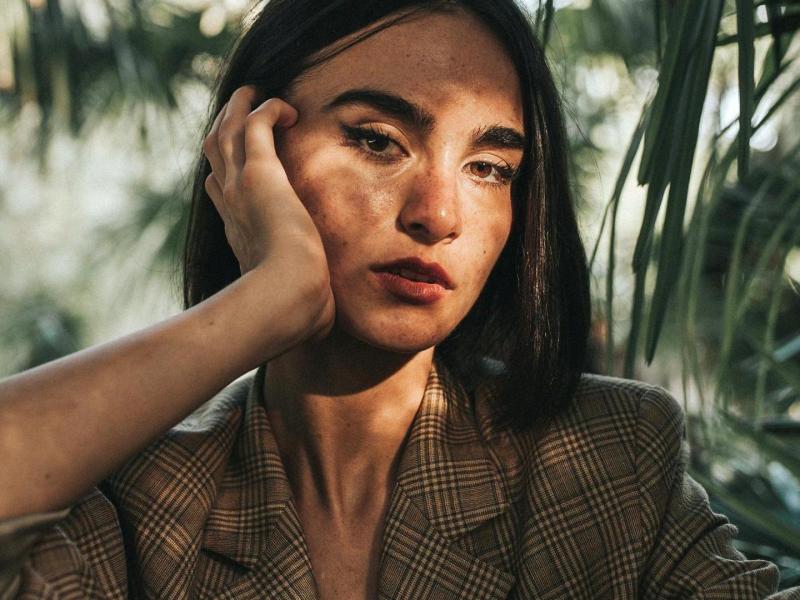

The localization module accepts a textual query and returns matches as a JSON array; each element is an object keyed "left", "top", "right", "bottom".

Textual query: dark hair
[{"left": 182, "top": 0, "right": 591, "bottom": 434}]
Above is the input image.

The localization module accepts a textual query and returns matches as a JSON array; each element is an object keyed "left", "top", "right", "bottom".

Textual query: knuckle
[
  {"left": 202, "top": 134, "right": 216, "bottom": 155},
  {"left": 238, "top": 163, "right": 262, "bottom": 190},
  {"left": 234, "top": 84, "right": 258, "bottom": 101},
  {"left": 219, "top": 106, "right": 235, "bottom": 129},
  {"left": 263, "top": 97, "right": 284, "bottom": 116},
  {"left": 251, "top": 97, "right": 281, "bottom": 120},
  {"left": 221, "top": 176, "right": 238, "bottom": 199},
  {"left": 244, "top": 110, "right": 261, "bottom": 128},
  {"left": 217, "top": 129, "right": 235, "bottom": 155},
  {"left": 218, "top": 117, "right": 242, "bottom": 148},
  {"left": 204, "top": 173, "right": 217, "bottom": 194}
]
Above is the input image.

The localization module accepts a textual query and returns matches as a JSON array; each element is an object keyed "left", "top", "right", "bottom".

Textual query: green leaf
[
  {"left": 735, "top": 0, "right": 755, "bottom": 180},
  {"left": 733, "top": 180, "right": 800, "bottom": 325},
  {"left": 636, "top": 0, "right": 725, "bottom": 362},
  {"left": 653, "top": 0, "right": 662, "bottom": 64},
  {"left": 677, "top": 147, "right": 720, "bottom": 411},
  {"left": 638, "top": 2, "right": 709, "bottom": 186},
  {"left": 632, "top": 1, "right": 724, "bottom": 271},
  {"left": 542, "top": 0, "right": 555, "bottom": 48},
  {"left": 631, "top": 158, "right": 670, "bottom": 272},
  {"left": 587, "top": 106, "right": 649, "bottom": 272},
  {"left": 746, "top": 325, "right": 800, "bottom": 417},
  {"left": 754, "top": 75, "right": 800, "bottom": 132},
  {"left": 754, "top": 272, "right": 787, "bottom": 422},
  {"left": 716, "top": 13, "right": 800, "bottom": 45},
  {"left": 599, "top": 108, "right": 649, "bottom": 375},
  {"left": 644, "top": 146, "right": 692, "bottom": 362},
  {"left": 765, "top": 0, "right": 786, "bottom": 66},
  {"left": 624, "top": 249, "right": 649, "bottom": 378}
]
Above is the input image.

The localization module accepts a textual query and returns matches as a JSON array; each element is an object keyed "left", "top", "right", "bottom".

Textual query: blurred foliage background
[{"left": 1, "top": 0, "right": 799, "bottom": 588}]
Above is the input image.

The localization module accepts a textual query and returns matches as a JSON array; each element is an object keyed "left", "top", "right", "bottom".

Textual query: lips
[{"left": 371, "top": 257, "right": 454, "bottom": 289}]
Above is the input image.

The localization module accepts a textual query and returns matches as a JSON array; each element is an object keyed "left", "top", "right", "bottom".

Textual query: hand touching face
[{"left": 202, "top": 89, "right": 336, "bottom": 345}]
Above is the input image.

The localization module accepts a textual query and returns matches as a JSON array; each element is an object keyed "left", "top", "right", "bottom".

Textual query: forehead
[{"left": 290, "top": 9, "right": 523, "bottom": 129}]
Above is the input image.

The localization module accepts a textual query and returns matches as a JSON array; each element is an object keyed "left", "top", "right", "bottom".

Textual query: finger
[
  {"left": 204, "top": 173, "right": 231, "bottom": 226},
  {"left": 203, "top": 105, "right": 228, "bottom": 182},
  {"left": 244, "top": 98, "right": 299, "bottom": 165},
  {"left": 218, "top": 85, "right": 263, "bottom": 175},
  {"left": 204, "top": 173, "right": 223, "bottom": 208}
]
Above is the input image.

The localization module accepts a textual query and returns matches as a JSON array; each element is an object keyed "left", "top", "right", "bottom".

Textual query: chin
[
  {"left": 358, "top": 333, "right": 438, "bottom": 354},
  {"left": 338, "top": 310, "right": 455, "bottom": 354}
]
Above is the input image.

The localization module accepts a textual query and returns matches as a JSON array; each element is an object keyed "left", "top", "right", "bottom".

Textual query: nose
[{"left": 398, "top": 167, "right": 462, "bottom": 244}]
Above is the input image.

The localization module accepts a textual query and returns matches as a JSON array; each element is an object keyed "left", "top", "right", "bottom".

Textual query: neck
[{"left": 263, "top": 327, "right": 434, "bottom": 520}]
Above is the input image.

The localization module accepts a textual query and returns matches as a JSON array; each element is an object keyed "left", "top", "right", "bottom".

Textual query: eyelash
[{"left": 340, "top": 125, "right": 519, "bottom": 187}]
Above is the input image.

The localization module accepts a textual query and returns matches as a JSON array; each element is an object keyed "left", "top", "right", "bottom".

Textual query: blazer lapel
[
  {"left": 199, "top": 366, "right": 319, "bottom": 599},
  {"left": 205, "top": 500, "right": 318, "bottom": 599},
  {"left": 376, "top": 361, "right": 515, "bottom": 599},
  {"left": 175, "top": 360, "right": 514, "bottom": 599},
  {"left": 102, "top": 381, "right": 246, "bottom": 599}
]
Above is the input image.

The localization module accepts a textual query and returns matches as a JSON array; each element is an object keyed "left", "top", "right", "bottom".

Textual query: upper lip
[{"left": 372, "top": 257, "right": 455, "bottom": 289}]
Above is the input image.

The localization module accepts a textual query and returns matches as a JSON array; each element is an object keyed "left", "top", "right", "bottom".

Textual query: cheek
[
  {"left": 276, "top": 180, "right": 373, "bottom": 300},
  {"left": 278, "top": 132, "right": 400, "bottom": 260},
  {"left": 466, "top": 205, "right": 513, "bottom": 284},
  {"left": 276, "top": 126, "right": 322, "bottom": 207}
]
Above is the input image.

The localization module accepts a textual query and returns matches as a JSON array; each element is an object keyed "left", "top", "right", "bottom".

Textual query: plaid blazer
[{"left": 1, "top": 361, "right": 798, "bottom": 599}]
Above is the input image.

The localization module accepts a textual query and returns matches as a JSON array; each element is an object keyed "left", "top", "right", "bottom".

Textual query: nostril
[{"left": 398, "top": 195, "right": 461, "bottom": 243}]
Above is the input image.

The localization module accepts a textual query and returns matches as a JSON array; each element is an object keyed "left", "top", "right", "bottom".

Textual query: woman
[{"left": 0, "top": 0, "right": 795, "bottom": 598}]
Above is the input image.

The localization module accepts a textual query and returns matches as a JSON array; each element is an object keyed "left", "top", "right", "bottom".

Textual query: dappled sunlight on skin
[{"left": 277, "top": 9, "right": 523, "bottom": 355}]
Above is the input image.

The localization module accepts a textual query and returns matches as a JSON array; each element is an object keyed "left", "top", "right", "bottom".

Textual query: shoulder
[
  {"left": 571, "top": 373, "right": 685, "bottom": 428},
  {"left": 489, "top": 374, "right": 687, "bottom": 505},
  {"left": 574, "top": 374, "right": 688, "bottom": 467},
  {"left": 505, "top": 375, "right": 690, "bottom": 547},
  {"left": 568, "top": 374, "right": 687, "bottom": 485},
  {"left": 132, "top": 373, "right": 253, "bottom": 462},
  {"left": 157, "top": 371, "right": 255, "bottom": 449},
  {"left": 171, "top": 373, "right": 253, "bottom": 437},
  {"left": 560, "top": 373, "right": 687, "bottom": 455},
  {"left": 517, "top": 373, "right": 687, "bottom": 452},
  {"left": 104, "top": 372, "right": 256, "bottom": 499}
]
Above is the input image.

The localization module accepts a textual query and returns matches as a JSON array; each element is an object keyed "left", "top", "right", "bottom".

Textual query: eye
[
  {"left": 363, "top": 134, "right": 390, "bottom": 152},
  {"left": 342, "top": 125, "right": 405, "bottom": 161},
  {"left": 467, "top": 160, "right": 518, "bottom": 186},
  {"left": 470, "top": 162, "right": 494, "bottom": 179}
]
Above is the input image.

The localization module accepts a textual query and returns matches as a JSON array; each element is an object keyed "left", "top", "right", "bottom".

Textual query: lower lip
[{"left": 373, "top": 271, "right": 449, "bottom": 304}]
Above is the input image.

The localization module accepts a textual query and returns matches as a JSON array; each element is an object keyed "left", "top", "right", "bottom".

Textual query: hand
[{"left": 203, "top": 86, "right": 335, "bottom": 342}]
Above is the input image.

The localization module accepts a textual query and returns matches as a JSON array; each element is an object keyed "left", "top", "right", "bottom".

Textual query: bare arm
[{"left": 0, "top": 87, "right": 334, "bottom": 520}]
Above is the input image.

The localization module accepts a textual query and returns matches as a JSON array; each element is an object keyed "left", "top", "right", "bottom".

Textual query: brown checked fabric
[{"left": 2, "top": 361, "right": 799, "bottom": 599}]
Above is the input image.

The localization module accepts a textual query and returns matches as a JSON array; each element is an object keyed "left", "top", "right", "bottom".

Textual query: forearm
[{"left": 0, "top": 263, "right": 322, "bottom": 520}]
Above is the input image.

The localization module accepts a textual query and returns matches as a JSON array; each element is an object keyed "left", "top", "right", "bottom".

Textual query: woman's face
[{"left": 277, "top": 9, "right": 523, "bottom": 353}]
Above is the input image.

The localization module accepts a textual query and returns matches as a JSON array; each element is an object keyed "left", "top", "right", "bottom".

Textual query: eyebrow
[
  {"left": 324, "top": 89, "right": 435, "bottom": 132},
  {"left": 471, "top": 124, "right": 526, "bottom": 152},
  {"left": 323, "top": 88, "right": 526, "bottom": 152}
]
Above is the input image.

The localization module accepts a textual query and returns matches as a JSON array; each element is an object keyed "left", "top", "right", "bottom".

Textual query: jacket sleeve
[
  {"left": 0, "top": 508, "right": 70, "bottom": 599},
  {"left": 636, "top": 386, "right": 800, "bottom": 599},
  {"left": 0, "top": 489, "right": 128, "bottom": 599}
]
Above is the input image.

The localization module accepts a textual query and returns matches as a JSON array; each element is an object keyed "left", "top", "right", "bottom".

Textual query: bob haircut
[{"left": 182, "top": 0, "right": 591, "bottom": 434}]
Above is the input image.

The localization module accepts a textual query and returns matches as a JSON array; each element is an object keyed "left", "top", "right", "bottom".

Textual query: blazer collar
[
  {"left": 390, "top": 360, "right": 511, "bottom": 539},
  {"left": 203, "top": 359, "right": 514, "bottom": 598}
]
